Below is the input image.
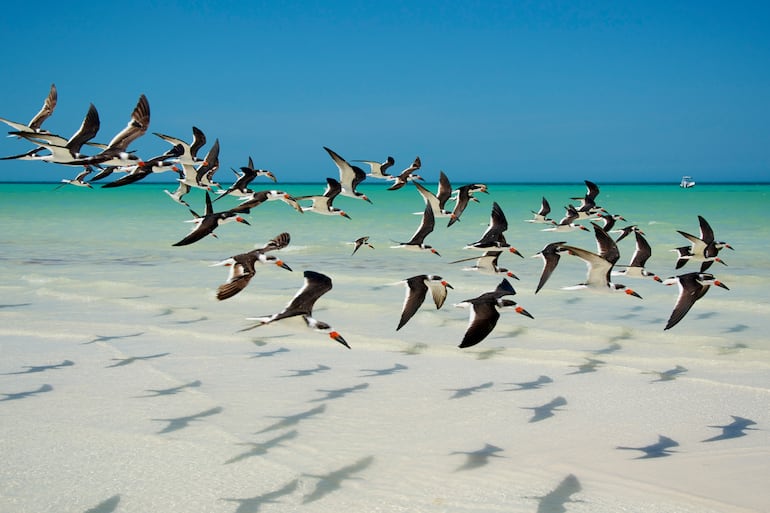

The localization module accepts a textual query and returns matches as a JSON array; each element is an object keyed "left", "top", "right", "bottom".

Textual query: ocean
[{"left": 1, "top": 180, "right": 768, "bottom": 512}]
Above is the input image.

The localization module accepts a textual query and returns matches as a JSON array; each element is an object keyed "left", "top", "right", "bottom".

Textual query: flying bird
[
  {"left": 397, "top": 274, "right": 453, "bottom": 330},
  {"left": 324, "top": 146, "right": 371, "bottom": 203},
  {"left": 526, "top": 196, "right": 553, "bottom": 224},
  {"left": 0, "top": 83, "right": 57, "bottom": 135},
  {"left": 296, "top": 178, "right": 351, "bottom": 218},
  {"left": 391, "top": 204, "right": 440, "bottom": 255},
  {"left": 675, "top": 215, "right": 733, "bottom": 271},
  {"left": 172, "top": 191, "right": 251, "bottom": 246},
  {"left": 350, "top": 236, "right": 374, "bottom": 255},
  {"left": 242, "top": 270, "right": 350, "bottom": 349},
  {"left": 454, "top": 278, "right": 533, "bottom": 348},
  {"left": 662, "top": 272, "right": 729, "bottom": 330},
  {"left": 211, "top": 232, "right": 292, "bottom": 300},
  {"left": 532, "top": 241, "right": 567, "bottom": 293}
]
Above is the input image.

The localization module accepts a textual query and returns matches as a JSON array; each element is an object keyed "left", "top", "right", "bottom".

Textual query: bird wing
[
  {"left": 106, "top": 94, "right": 150, "bottom": 150},
  {"left": 397, "top": 276, "right": 430, "bottom": 330}
]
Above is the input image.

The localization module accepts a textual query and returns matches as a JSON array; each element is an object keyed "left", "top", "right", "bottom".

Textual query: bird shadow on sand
[
  {"left": 502, "top": 375, "right": 553, "bottom": 392},
  {"left": 82, "top": 332, "right": 144, "bottom": 345},
  {"left": 446, "top": 381, "right": 494, "bottom": 399},
  {"left": 526, "top": 474, "right": 583, "bottom": 513},
  {"left": 617, "top": 435, "right": 679, "bottom": 458},
  {"left": 467, "top": 347, "right": 506, "bottom": 360},
  {"left": 393, "top": 342, "right": 428, "bottom": 356},
  {"left": 83, "top": 494, "right": 121, "bottom": 513},
  {"left": 134, "top": 379, "right": 202, "bottom": 398},
  {"left": 2, "top": 359, "right": 74, "bottom": 375},
  {"left": 643, "top": 365, "right": 687, "bottom": 383},
  {"left": 170, "top": 315, "right": 209, "bottom": 325},
  {"left": 280, "top": 364, "right": 331, "bottom": 378},
  {"left": 106, "top": 352, "right": 170, "bottom": 368},
  {"left": 248, "top": 347, "right": 290, "bottom": 359},
  {"left": 1, "top": 384, "right": 53, "bottom": 402},
  {"left": 566, "top": 358, "right": 604, "bottom": 375},
  {"left": 702, "top": 415, "right": 759, "bottom": 442},
  {"left": 308, "top": 383, "right": 370, "bottom": 402},
  {"left": 591, "top": 342, "right": 623, "bottom": 355},
  {"left": 221, "top": 478, "right": 299, "bottom": 513},
  {"left": 718, "top": 342, "right": 749, "bottom": 354},
  {"left": 256, "top": 404, "right": 327, "bottom": 434},
  {"left": 152, "top": 406, "right": 223, "bottom": 434},
  {"left": 694, "top": 311, "right": 718, "bottom": 320},
  {"left": 0, "top": 302, "right": 32, "bottom": 309},
  {"left": 450, "top": 443, "right": 505, "bottom": 471},
  {"left": 301, "top": 456, "right": 375, "bottom": 504},
  {"left": 522, "top": 396, "right": 567, "bottom": 423},
  {"left": 359, "top": 363, "right": 408, "bottom": 377},
  {"left": 225, "top": 430, "right": 298, "bottom": 465},
  {"left": 723, "top": 323, "right": 750, "bottom": 334}
]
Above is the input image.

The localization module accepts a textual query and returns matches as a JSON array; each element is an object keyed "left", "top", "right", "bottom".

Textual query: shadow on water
[
  {"left": 301, "top": 456, "right": 375, "bottom": 504},
  {"left": 702, "top": 415, "right": 758, "bottom": 442},
  {"left": 526, "top": 474, "right": 583, "bottom": 513},
  {"left": 221, "top": 479, "right": 299, "bottom": 513},
  {"left": 308, "top": 383, "right": 369, "bottom": 402},
  {"left": 617, "top": 435, "right": 679, "bottom": 458},
  {"left": 152, "top": 406, "right": 223, "bottom": 434},
  {"left": 446, "top": 381, "right": 494, "bottom": 399},
  {"left": 256, "top": 404, "right": 327, "bottom": 434},
  {"left": 83, "top": 494, "right": 120, "bottom": 513},
  {"left": 450, "top": 443, "right": 504, "bottom": 471},
  {"left": 225, "top": 430, "right": 298, "bottom": 465},
  {"left": 1, "top": 383, "right": 53, "bottom": 402},
  {"left": 522, "top": 396, "right": 567, "bottom": 423}
]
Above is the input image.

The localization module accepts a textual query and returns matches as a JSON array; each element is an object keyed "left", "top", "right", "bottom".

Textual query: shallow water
[{"left": 1, "top": 180, "right": 769, "bottom": 512}]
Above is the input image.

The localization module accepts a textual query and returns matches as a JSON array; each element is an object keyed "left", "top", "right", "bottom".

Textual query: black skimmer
[
  {"left": 662, "top": 271, "right": 729, "bottom": 330},
  {"left": 676, "top": 215, "right": 733, "bottom": 271},
  {"left": 571, "top": 180, "right": 604, "bottom": 219},
  {"left": 55, "top": 167, "right": 95, "bottom": 189},
  {"left": 211, "top": 232, "right": 292, "bottom": 300},
  {"left": 69, "top": 94, "right": 150, "bottom": 167},
  {"left": 412, "top": 171, "right": 453, "bottom": 218},
  {"left": 216, "top": 156, "right": 276, "bottom": 201},
  {"left": 464, "top": 202, "right": 523, "bottom": 256},
  {"left": 194, "top": 138, "right": 221, "bottom": 190},
  {"left": 353, "top": 155, "right": 395, "bottom": 179},
  {"left": 614, "top": 224, "right": 644, "bottom": 243},
  {"left": 525, "top": 196, "right": 553, "bottom": 224},
  {"left": 533, "top": 241, "right": 567, "bottom": 293},
  {"left": 324, "top": 146, "right": 371, "bottom": 203},
  {"left": 172, "top": 191, "right": 251, "bottom": 246},
  {"left": 242, "top": 270, "right": 349, "bottom": 348},
  {"left": 558, "top": 223, "right": 642, "bottom": 298},
  {"left": 0, "top": 83, "right": 57, "bottom": 135},
  {"left": 154, "top": 126, "right": 207, "bottom": 167},
  {"left": 2, "top": 103, "right": 100, "bottom": 165},
  {"left": 612, "top": 231, "right": 662, "bottom": 282},
  {"left": 396, "top": 274, "right": 453, "bottom": 330},
  {"left": 596, "top": 212, "right": 626, "bottom": 233},
  {"left": 295, "top": 178, "right": 350, "bottom": 218},
  {"left": 164, "top": 171, "right": 192, "bottom": 207},
  {"left": 391, "top": 204, "right": 440, "bottom": 255},
  {"left": 235, "top": 189, "right": 303, "bottom": 214},
  {"left": 350, "top": 236, "right": 374, "bottom": 255},
  {"left": 541, "top": 205, "right": 590, "bottom": 232},
  {"left": 449, "top": 250, "right": 519, "bottom": 279},
  {"left": 447, "top": 183, "right": 488, "bottom": 227},
  {"left": 386, "top": 156, "right": 422, "bottom": 190},
  {"left": 454, "top": 278, "right": 533, "bottom": 348},
  {"left": 100, "top": 144, "right": 183, "bottom": 188}
]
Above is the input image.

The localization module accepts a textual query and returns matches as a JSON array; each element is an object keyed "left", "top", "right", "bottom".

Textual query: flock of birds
[{"left": 1, "top": 84, "right": 735, "bottom": 350}]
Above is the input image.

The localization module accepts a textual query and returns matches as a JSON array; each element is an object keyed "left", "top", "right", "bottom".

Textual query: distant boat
[{"left": 680, "top": 176, "right": 696, "bottom": 188}]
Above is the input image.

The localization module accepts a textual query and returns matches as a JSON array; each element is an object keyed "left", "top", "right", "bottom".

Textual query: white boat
[{"left": 680, "top": 175, "right": 696, "bottom": 188}]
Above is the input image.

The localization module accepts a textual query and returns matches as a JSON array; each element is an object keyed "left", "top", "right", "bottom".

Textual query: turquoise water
[{"left": 1, "top": 180, "right": 768, "bottom": 348}]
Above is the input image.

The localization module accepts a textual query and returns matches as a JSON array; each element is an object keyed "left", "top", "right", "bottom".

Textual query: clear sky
[{"left": 1, "top": 1, "right": 768, "bottom": 183}]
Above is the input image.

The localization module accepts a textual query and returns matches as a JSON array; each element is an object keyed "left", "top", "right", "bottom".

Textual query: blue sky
[{"left": 1, "top": 1, "right": 768, "bottom": 183}]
